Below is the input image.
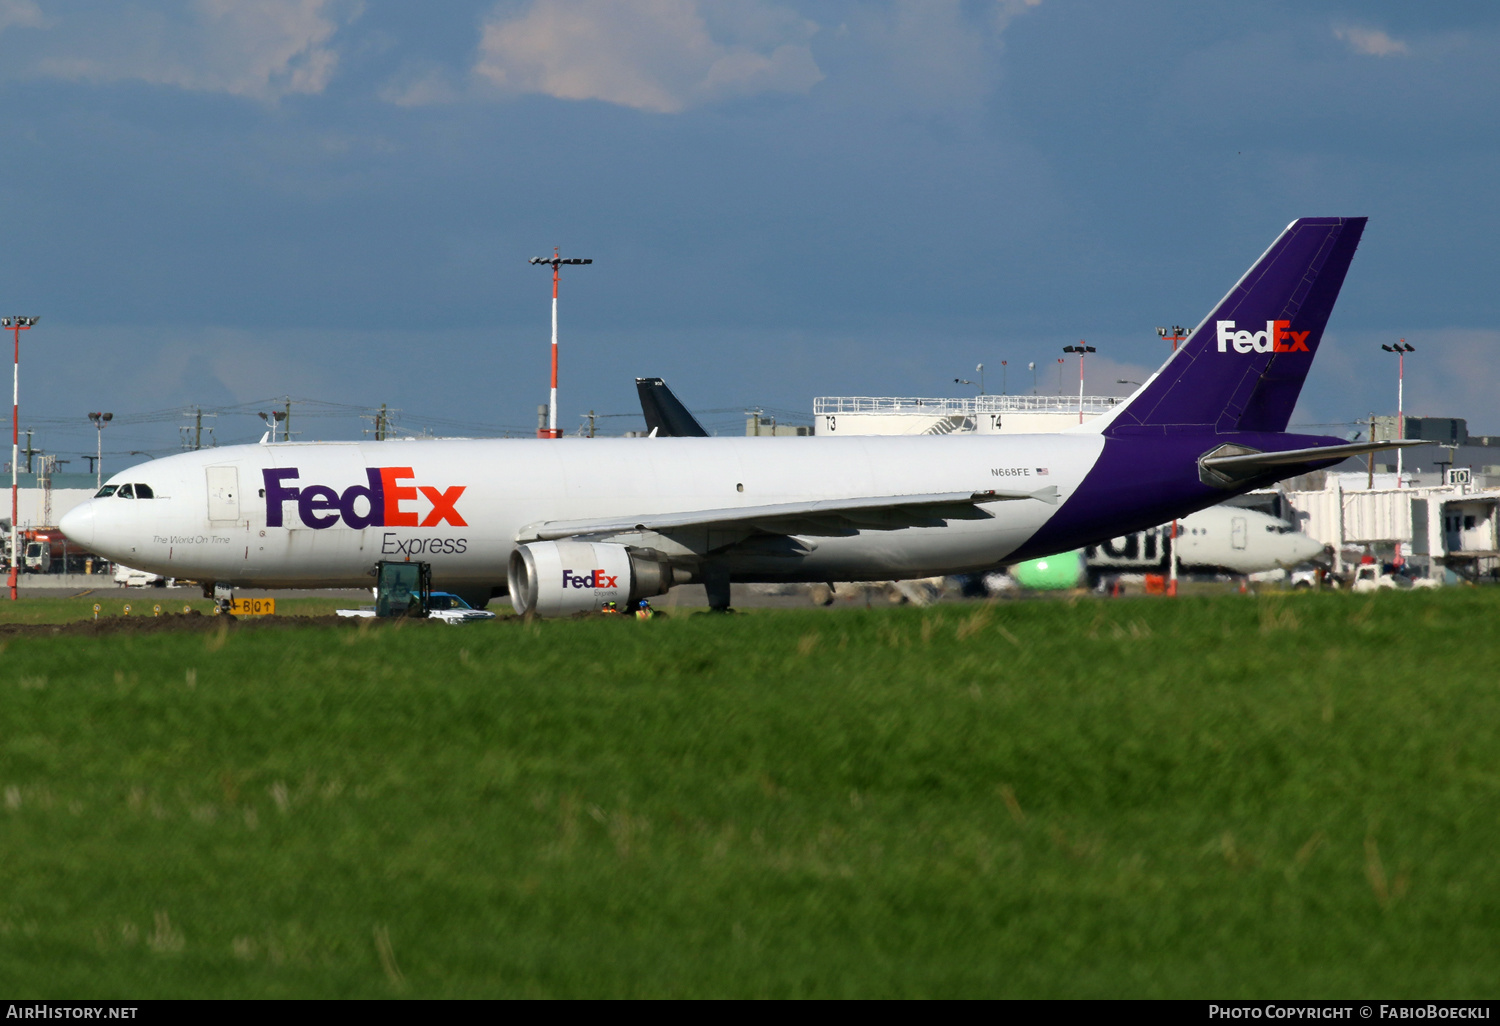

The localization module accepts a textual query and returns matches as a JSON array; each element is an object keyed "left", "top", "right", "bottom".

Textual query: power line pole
[{"left": 363, "top": 404, "right": 391, "bottom": 442}]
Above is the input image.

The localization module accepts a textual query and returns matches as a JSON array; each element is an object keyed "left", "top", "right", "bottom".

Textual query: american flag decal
[{"left": 1036, "top": 467, "right": 1050, "bottom": 475}]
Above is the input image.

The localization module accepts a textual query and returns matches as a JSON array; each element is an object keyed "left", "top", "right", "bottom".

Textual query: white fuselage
[
  {"left": 61, "top": 433, "right": 1106, "bottom": 591},
  {"left": 1087, "top": 504, "right": 1324, "bottom": 576}
]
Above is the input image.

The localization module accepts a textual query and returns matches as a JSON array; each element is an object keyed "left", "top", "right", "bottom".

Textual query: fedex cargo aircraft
[{"left": 61, "top": 217, "right": 1409, "bottom": 615}]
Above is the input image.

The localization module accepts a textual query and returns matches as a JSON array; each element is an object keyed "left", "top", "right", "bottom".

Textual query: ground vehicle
[
  {"left": 23, "top": 535, "right": 61, "bottom": 573},
  {"left": 1348, "top": 562, "right": 1441, "bottom": 592},
  {"left": 425, "top": 592, "right": 497, "bottom": 624},
  {"left": 1350, "top": 563, "right": 1398, "bottom": 592},
  {"left": 1290, "top": 565, "right": 1325, "bottom": 589},
  {"left": 114, "top": 563, "right": 166, "bottom": 587},
  {"left": 337, "top": 562, "right": 495, "bottom": 623},
  {"left": 373, "top": 560, "right": 431, "bottom": 617},
  {"left": 21, "top": 528, "right": 99, "bottom": 573}
]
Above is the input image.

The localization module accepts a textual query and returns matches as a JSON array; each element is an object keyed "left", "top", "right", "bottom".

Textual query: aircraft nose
[
  {"left": 1291, "top": 532, "right": 1325, "bottom": 564},
  {"left": 59, "top": 501, "right": 96, "bottom": 549}
]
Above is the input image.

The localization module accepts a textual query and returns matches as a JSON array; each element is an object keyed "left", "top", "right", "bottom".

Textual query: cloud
[
  {"left": 1404, "top": 329, "right": 1500, "bottom": 434},
  {"left": 0, "top": 0, "right": 43, "bottom": 33},
  {"left": 472, "top": 0, "right": 823, "bottom": 114},
  {"left": 820, "top": 0, "right": 1042, "bottom": 113},
  {"left": 1295, "top": 328, "right": 1500, "bottom": 438},
  {"left": 15, "top": 0, "right": 356, "bottom": 100},
  {"left": 1334, "top": 24, "right": 1409, "bottom": 58},
  {"left": 379, "top": 62, "right": 460, "bottom": 108}
]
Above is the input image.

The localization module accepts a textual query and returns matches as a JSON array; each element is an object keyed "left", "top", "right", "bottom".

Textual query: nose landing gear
[{"left": 203, "top": 581, "right": 236, "bottom": 615}]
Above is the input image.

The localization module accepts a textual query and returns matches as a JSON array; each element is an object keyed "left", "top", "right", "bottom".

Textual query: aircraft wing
[{"left": 518, "top": 486, "right": 1059, "bottom": 542}]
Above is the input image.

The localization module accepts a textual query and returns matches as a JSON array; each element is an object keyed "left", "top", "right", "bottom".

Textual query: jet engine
[{"left": 507, "top": 541, "right": 679, "bottom": 616}]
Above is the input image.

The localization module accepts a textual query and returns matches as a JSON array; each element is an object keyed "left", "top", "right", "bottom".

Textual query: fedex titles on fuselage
[
  {"left": 263, "top": 466, "right": 468, "bottom": 556},
  {"left": 1216, "top": 320, "right": 1310, "bottom": 354}
]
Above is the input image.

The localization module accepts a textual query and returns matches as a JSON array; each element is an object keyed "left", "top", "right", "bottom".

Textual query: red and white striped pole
[
  {"left": 5, "top": 316, "right": 36, "bottom": 600},
  {"left": 530, "top": 252, "right": 592, "bottom": 439},
  {"left": 1063, "top": 342, "right": 1096, "bottom": 424},
  {"left": 549, "top": 258, "right": 559, "bottom": 438},
  {"left": 1078, "top": 346, "right": 1085, "bottom": 424}
]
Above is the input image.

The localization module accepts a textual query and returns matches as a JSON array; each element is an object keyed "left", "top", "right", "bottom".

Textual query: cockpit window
[
  {"left": 134, "top": 484, "right": 154, "bottom": 499},
  {"left": 94, "top": 485, "right": 117, "bottom": 498},
  {"left": 116, "top": 484, "right": 135, "bottom": 499}
]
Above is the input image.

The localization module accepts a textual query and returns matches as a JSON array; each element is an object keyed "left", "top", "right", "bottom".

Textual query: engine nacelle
[{"left": 507, "top": 542, "right": 678, "bottom": 616}]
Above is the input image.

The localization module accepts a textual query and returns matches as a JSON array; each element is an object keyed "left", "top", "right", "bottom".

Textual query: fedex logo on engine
[
  {"left": 263, "top": 467, "right": 466, "bottom": 531},
  {"left": 562, "top": 568, "right": 619, "bottom": 589},
  {"left": 1216, "top": 320, "right": 1311, "bottom": 354}
]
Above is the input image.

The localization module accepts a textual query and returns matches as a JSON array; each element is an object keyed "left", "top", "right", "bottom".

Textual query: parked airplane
[
  {"left": 636, "top": 377, "right": 710, "bottom": 438},
  {"left": 1091, "top": 504, "right": 1324, "bottom": 577},
  {"left": 61, "top": 217, "right": 1415, "bottom": 615},
  {"left": 635, "top": 383, "right": 1324, "bottom": 588},
  {"left": 1006, "top": 504, "right": 1326, "bottom": 591}
]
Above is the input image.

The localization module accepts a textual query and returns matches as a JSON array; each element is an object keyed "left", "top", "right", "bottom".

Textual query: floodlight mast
[
  {"left": 529, "top": 251, "right": 593, "bottom": 439},
  {"left": 1380, "top": 340, "right": 1416, "bottom": 486},
  {"left": 1062, "top": 342, "right": 1096, "bottom": 424},
  {"left": 88, "top": 412, "right": 113, "bottom": 489},
  {"left": 5, "top": 316, "right": 37, "bottom": 600},
  {"left": 1156, "top": 325, "right": 1187, "bottom": 595}
]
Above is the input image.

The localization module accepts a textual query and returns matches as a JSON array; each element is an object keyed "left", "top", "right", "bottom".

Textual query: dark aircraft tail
[{"left": 636, "top": 377, "right": 710, "bottom": 437}]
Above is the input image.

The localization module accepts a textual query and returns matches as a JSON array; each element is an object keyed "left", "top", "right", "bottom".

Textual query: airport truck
[
  {"left": 335, "top": 561, "right": 496, "bottom": 623},
  {"left": 21, "top": 528, "right": 101, "bottom": 574}
]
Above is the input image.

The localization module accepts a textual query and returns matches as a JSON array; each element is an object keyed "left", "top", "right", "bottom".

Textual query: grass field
[
  {"left": 0, "top": 594, "right": 349, "bottom": 625},
  {"left": 1, "top": 589, "right": 1498, "bottom": 998}
]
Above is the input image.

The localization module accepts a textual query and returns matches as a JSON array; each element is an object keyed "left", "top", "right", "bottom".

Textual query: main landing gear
[{"left": 703, "top": 567, "right": 733, "bottom": 613}]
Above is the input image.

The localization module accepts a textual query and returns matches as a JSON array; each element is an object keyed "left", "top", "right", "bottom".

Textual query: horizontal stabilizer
[
  {"left": 518, "top": 487, "right": 1055, "bottom": 542},
  {"left": 1199, "top": 439, "right": 1422, "bottom": 487}
]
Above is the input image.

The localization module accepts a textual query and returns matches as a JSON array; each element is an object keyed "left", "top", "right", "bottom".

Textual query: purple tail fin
[{"left": 1106, "top": 217, "right": 1366, "bottom": 436}]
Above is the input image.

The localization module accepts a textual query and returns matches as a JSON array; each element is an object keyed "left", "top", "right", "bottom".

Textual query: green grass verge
[
  {"left": 1, "top": 590, "right": 1497, "bottom": 997},
  {"left": 1, "top": 594, "right": 350, "bottom": 625}
]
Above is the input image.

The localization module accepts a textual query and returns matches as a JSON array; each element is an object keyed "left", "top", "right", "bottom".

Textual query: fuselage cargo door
[
  {"left": 207, "top": 466, "right": 240, "bottom": 526},
  {"left": 1231, "top": 515, "right": 1247, "bottom": 551}
]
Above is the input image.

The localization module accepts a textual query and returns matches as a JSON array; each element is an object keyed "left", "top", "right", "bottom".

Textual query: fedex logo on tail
[
  {"left": 1216, "top": 320, "right": 1311, "bottom": 354},
  {"left": 263, "top": 467, "right": 466, "bottom": 530},
  {"left": 562, "top": 569, "right": 619, "bottom": 589}
]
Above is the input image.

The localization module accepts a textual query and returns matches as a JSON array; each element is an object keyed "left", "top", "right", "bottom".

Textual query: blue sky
[{"left": 2, "top": 0, "right": 1498, "bottom": 465}]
